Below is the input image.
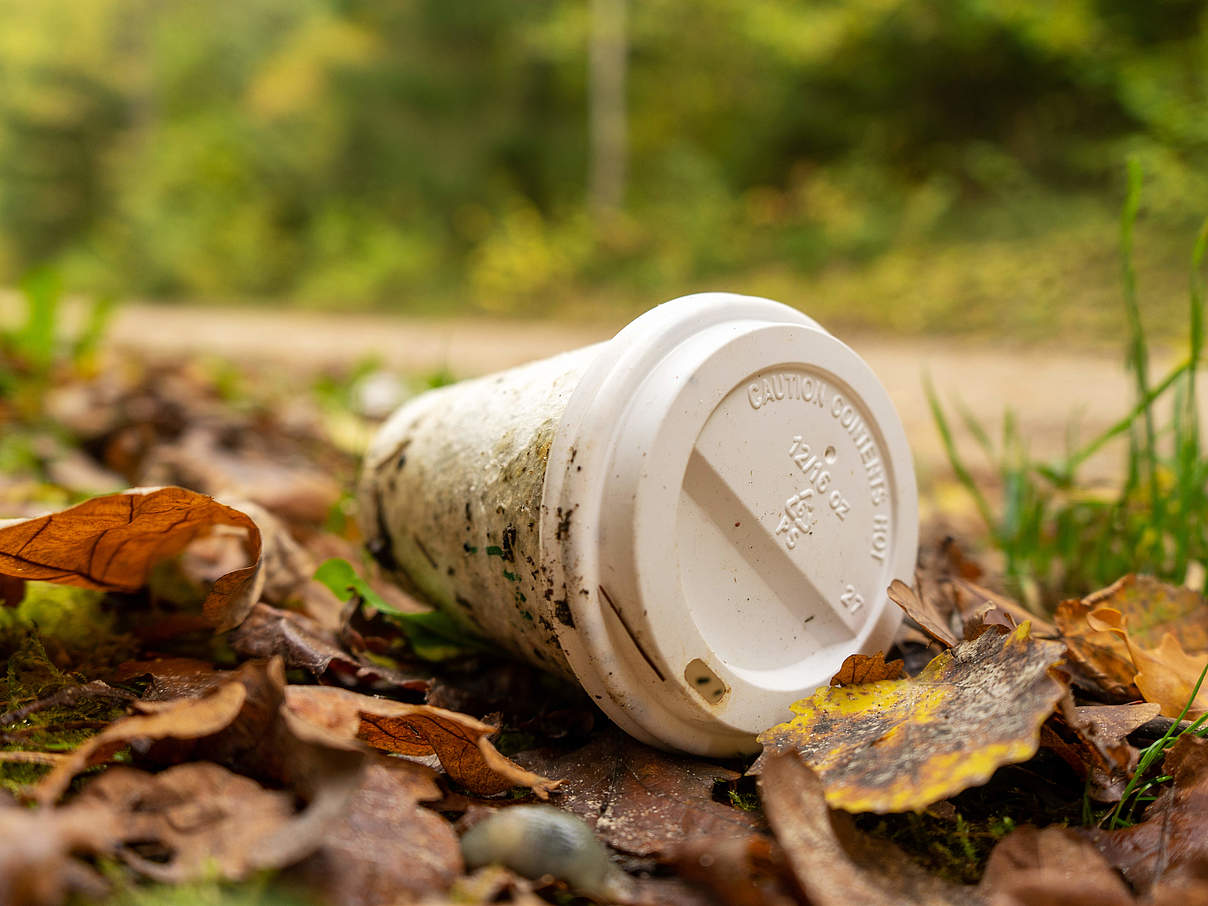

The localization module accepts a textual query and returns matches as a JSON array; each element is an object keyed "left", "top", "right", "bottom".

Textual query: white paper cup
[{"left": 359, "top": 293, "right": 917, "bottom": 756}]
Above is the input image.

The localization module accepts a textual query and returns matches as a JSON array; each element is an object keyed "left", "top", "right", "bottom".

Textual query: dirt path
[{"left": 110, "top": 303, "right": 1187, "bottom": 486}]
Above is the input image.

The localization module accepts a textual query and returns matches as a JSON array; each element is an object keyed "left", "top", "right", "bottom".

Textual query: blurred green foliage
[{"left": 0, "top": 0, "right": 1205, "bottom": 318}]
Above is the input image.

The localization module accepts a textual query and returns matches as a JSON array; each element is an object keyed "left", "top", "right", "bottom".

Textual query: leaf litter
[{"left": 2, "top": 354, "right": 1208, "bottom": 905}]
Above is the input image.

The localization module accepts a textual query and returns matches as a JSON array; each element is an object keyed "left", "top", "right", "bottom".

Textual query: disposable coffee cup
[{"left": 359, "top": 293, "right": 917, "bottom": 756}]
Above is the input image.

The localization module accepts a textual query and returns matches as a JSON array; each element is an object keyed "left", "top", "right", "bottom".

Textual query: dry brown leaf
[
  {"left": 284, "top": 684, "right": 559, "bottom": 798},
  {"left": 963, "top": 604, "right": 1019, "bottom": 640},
  {"left": 182, "top": 500, "right": 311, "bottom": 606},
  {"left": 1085, "top": 608, "right": 1208, "bottom": 719},
  {"left": 109, "top": 658, "right": 221, "bottom": 702},
  {"left": 1054, "top": 699, "right": 1161, "bottom": 801},
  {"left": 888, "top": 578, "right": 959, "bottom": 647},
  {"left": 946, "top": 577, "right": 1058, "bottom": 638},
  {"left": 0, "top": 800, "right": 115, "bottom": 906},
  {"left": 512, "top": 728, "right": 765, "bottom": 858},
  {"left": 758, "top": 752, "right": 974, "bottom": 906},
  {"left": 230, "top": 602, "right": 429, "bottom": 693},
  {"left": 121, "top": 659, "right": 369, "bottom": 874},
  {"left": 30, "top": 680, "right": 248, "bottom": 805},
  {"left": 0, "top": 486, "right": 263, "bottom": 631},
  {"left": 1056, "top": 597, "right": 1140, "bottom": 699},
  {"left": 829, "top": 651, "right": 905, "bottom": 686},
  {"left": 1058, "top": 575, "right": 1208, "bottom": 709},
  {"left": 978, "top": 825, "right": 1133, "bottom": 906},
  {"left": 292, "top": 759, "right": 462, "bottom": 906},
  {"left": 671, "top": 834, "right": 798, "bottom": 906},
  {"left": 1126, "top": 633, "right": 1208, "bottom": 719},
  {"left": 74, "top": 762, "right": 297, "bottom": 883},
  {"left": 1086, "top": 734, "right": 1208, "bottom": 895},
  {"left": 755, "top": 623, "right": 1069, "bottom": 813},
  {"left": 1084, "top": 574, "right": 1208, "bottom": 651},
  {"left": 914, "top": 538, "right": 1057, "bottom": 639},
  {"left": 138, "top": 426, "right": 342, "bottom": 526}
]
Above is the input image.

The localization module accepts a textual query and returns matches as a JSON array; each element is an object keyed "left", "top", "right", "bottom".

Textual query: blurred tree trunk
[{"left": 588, "top": 0, "right": 627, "bottom": 214}]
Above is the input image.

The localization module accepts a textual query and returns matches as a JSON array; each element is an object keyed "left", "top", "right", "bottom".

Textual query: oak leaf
[
  {"left": 1084, "top": 574, "right": 1208, "bottom": 651},
  {"left": 1055, "top": 596, "right": 1139, "bottom": 698},
  {"left": 283, "top": 685, "right": 560, "bottom": 798},
  {"left": 829, "top": 651, "right": 904, "bottom": 686},
  {"left": 1086, "top": 607, "right": 1208, "bottom": 719},
  {"left": 1058, "top": 575, "right": 1208, "bottom": 711},
  {"left": 0, "top": 486, "right": 263, "bottom": 631},
  {"left": 755, "top": 623, "right": 1068, "bottom": 813}
]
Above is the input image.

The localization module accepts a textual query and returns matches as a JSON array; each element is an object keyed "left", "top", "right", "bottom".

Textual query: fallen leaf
[
  {"left": 230, "top": 602, "right": 429, "bottom": 693},
  {"left": 138, "top": 426, "right": 342, "bottom": 526},
  {"left": 291, "top": 758, "right": 462, "bottom": 906},
  {"left": 182, "top": 500, "right": 311, "bottom": 607},
  {"left": 758, "top": 752, "right": 973, "bottom": 906},
  {"left": 963, "top": 603, "right": 1018, "bottom": 640},
  {"left": 671, "top": 834, "right": 798, "bottom": 906},
  {"left": 142, "top": 659, "right": 367, "bottom": 809},
  {"left": 122, "top": 659, "right": 370, "bottom": 874},
  {"left": 1086, "top": 734, "right": 1208, "bottom": 895},
  {"left": 830, "top": 651, "right": 905, "bottom": 686},
  {"left": 945, "top": 577, "right": 1058, "bottom": 638},
  {"left": 978, "top": 825, "right": 1133, "bottom": 906},
  {"left": 1084, "top": 574, "right": 1208, "bottom": 651},
  {"left": 1124, "top": 633, "right": 1207, "bottom": 719},
  {"left": 512, "top": 728, "right": 764, "bottom": 857},
  {"left": 1054, "top": 699, "right": 1160, "bottom": 801},
  {"left": 1057, "top": 575, "right": 1208, "bottom": 709},
  {"left": 74, "top": 762, "right": 299, "bottom": 883},
  {"left": 0, "top": 486, "right": 263, "bottom": 631},
  {"left": 1055, "top": 597, "right": 1139, "bottom": 699},
  {"left": 755, "top": 623, "right": 1069, "bottom": 813},
  {"left": 1085, "top": 608, "right": 1208, "bottom": 718},
  {"left": 888, "top": 578, "right": 959, "bottom": 647},
  {"left": 109, "top": 658, "right": 221, "bottom": 702},
  {"left": 30, "top": 679, "right": 248, "bottom": 804},
  {"left": 1073, "top": 702, "right": 1164, "bottom": 740},
  {"left": 284, "top": 684, "right": 559, "bottom": 798},
  {"left": 0, "top": 799, "right": 115, "bottom": 906}
]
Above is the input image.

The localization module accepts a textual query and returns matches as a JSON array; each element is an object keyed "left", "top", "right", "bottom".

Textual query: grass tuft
[{"left": 930, "top": 163, "right": 1208, "bottom": 606}]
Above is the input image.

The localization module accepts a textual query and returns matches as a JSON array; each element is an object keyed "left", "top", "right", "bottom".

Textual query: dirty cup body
[{"left": 359, "top": 293, "right": 917, "bottom": 756}]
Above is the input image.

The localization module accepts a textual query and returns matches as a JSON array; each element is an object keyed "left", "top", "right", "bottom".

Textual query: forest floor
[{"left": 2, "top": 300, "right": 1205, "bottom": 906}]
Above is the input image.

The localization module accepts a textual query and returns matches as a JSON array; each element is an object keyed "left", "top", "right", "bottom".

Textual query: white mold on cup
[{"left": 358, "top": 293, "right": 917, "bottom": 757}]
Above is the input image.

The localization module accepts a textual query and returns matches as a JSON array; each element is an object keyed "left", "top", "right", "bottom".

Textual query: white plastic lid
[{"left": 540, "top": 293, "right": 917, "bottom": 756}]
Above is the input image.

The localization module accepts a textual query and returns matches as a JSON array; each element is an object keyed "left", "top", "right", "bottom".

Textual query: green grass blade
[
  {"left": 1120, "top": 158, "right": 1161, "bottom": 524},
  {"left": 1064, "top": 361, "right": 1189, "bottom": 472},
  {"left": 925, "top": 372, "right": 996, "bottom": 533}
]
